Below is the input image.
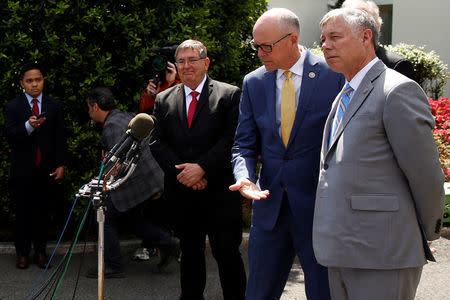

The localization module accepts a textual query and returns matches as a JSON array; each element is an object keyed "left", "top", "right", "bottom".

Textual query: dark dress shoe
[
  {"left": 16, "top": 256, "right": 29, "bottom": 269},
  {"left": 33, "top": 253, "right": 49, "bottom": 269},
  {"left": 154, "top": 238, "right": 181, "bottom": 273},
  {"left": 86, "top": 266, "right": 125, "bottom": 279}
]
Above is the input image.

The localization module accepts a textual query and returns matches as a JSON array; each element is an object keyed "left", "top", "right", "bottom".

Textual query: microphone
[{"left": 105, "top": 113, "right": 154, "bottom": 165}]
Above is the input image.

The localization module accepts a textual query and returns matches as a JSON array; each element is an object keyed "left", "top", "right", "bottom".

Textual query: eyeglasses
[
  {"left": 250, "top": 33, "right": 292, "bottom": 53},
  {"left": 175, "top": 57, "right": 205, "bottom": 66}
]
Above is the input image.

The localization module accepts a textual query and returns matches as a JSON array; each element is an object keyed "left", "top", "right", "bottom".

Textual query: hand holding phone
[{"left": 36, "top": 112, "right": 46, "bottom": 119}]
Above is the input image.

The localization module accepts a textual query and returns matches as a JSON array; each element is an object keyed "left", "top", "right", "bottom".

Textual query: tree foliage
[{"left": 0, "top": 0, "right": 267, "bottom": 226}]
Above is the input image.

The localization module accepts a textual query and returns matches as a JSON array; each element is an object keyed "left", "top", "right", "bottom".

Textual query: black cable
[
  {"left": 71, "top": 203, "right": 95, "bottom": 299},
  {"left": 30, "top": 201, "right": 91, "bottom": 299}
]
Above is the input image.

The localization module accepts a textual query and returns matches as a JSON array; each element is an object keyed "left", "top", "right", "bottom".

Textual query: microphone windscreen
[{"left": 129, "top": 113, "right": 154, "bottom": 141}]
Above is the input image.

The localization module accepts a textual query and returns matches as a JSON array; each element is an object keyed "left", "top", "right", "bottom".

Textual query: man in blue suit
[{"left": 230, "top": 8, "right": 344, "bottom": 300}]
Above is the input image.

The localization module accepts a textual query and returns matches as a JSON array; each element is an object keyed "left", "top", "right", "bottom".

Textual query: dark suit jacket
[
  {"left": 4, "top": 94, "right": 67, "bottom": 178},
  {"left": 232, "top": 50, "right": 345, "bottom": 232},
  {"left": 101, "top": 109, "right": 164, "bottom": 212},
  {"left": 376, "top": 45, "right": 415, "bottom": 81},
  {"left": 150, "top": 77, "right": 242, "bottom": 227}
]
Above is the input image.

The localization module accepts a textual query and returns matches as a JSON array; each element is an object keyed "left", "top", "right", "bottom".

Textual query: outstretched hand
[{"left": 229, "top": 178, "right": 269, "bottom": 200}]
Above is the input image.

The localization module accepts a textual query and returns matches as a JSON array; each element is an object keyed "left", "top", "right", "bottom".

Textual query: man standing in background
[
  {"left": 4, "top": 62, "right": 67, "bottom": 269},
  {"left": 150, "top": 39, "right": 246, "bottom": 300}
]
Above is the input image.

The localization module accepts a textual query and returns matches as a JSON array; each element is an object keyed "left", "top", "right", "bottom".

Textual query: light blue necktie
[{"left": 329, "top": 83, "right": 354, "bottom": 148}]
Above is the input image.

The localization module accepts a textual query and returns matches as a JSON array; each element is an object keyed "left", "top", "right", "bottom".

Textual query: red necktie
[
  {"left": 187, "top": 91, "right": 199, "bottom": 129},
  {"left": 31, "top": 98, "right": 42, "bottom": 165}
]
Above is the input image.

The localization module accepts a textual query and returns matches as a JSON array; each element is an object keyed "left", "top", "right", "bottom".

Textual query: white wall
[
  {"left": 267, "top": 0, "right": 449, "bottom": 97},
  {"left": 392, "top": 0, "right": 449, "bottom": 97},
  {"left": 267, "top": 0, "right": 329, "bottom": 48}
]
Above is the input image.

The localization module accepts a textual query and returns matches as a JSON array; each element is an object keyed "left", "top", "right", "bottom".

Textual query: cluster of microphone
[
  {"left": 103, "top": 113, "right": 154, "bottom": 171},
  {"left": 77, "top": 113, "right": 155, "bottom": 199}
]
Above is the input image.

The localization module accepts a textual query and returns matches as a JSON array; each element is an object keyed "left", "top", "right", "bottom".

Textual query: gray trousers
[{"left": 328, "top": 266, "right": 423, "bottom": 300}]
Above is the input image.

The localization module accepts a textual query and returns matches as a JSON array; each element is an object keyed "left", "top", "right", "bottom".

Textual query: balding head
[
  {"left": 255, "top": 8, "right": 300, "bottom": 36},
  {"left": 252, "top": 8, "right": 301, "bottom": 71}
]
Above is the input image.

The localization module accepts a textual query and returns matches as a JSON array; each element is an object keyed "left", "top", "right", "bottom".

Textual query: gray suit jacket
[
  {"left": 103, "top": 109, "right": 164, "bottom": 212},
  {"left": 313, "top": 61, "right": 444, "bottom": 269}
]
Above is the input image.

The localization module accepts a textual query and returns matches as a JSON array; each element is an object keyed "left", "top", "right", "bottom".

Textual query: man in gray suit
[{"left": 313, "top": 8, "right": 444, "bottom": 300}]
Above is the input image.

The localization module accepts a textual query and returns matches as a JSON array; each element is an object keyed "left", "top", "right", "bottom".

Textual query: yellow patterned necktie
[{"left": 281, "top": 70, "right": 295, "bottom": 147}]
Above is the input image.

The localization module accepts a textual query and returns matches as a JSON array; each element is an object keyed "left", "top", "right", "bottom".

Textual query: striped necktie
[{"left": 329, "top": 84, "right": 353, "bottom": 148}]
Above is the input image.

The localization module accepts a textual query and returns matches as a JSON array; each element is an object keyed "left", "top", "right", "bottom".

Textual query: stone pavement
[{"left": 0, "top": 231, "right": 449, "bottom": 299}]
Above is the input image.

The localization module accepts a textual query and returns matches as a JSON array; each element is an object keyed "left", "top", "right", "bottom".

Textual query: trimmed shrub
[
  {"left": 0, "top": 0, "right": 267, "bottom": 227},
  {"left": 385, "top": 43, "right": 448, "bottom": 99}
]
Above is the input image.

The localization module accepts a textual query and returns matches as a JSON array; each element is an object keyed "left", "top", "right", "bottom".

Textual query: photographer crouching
[{"left": 86, "top": 87, "right": 180, "bottom": 277}]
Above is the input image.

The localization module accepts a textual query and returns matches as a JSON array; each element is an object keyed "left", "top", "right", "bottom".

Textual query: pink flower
[{"left": 430, "top": 97, "right": 450, "bottom": 181}]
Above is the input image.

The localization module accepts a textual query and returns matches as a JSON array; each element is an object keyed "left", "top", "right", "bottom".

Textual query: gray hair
[
  {"left": 320, "top": 8, "right": 379, "bottom": 49},
  {"left": 175, "top": 39, "right": 207, "bottom": 60},
  {"left": 342, "top": 0, "right": 383, "bottom": 30},
  {"left": 261, "top": 8, "right": 300, "bottom": 35}
]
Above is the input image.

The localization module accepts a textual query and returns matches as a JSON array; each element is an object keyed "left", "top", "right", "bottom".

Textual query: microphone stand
[
  {"left": 97, "top": 207, "right": 105, "bottom": 300},
  {"left": 77, "top": 152, "right": 140, "bottom": 300},
  {"left": 80, "top": 180, "right": 107, "bottom": 300}
]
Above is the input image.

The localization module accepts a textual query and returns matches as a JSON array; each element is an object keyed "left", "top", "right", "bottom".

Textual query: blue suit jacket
[{"left": 232, "top": 50, "right": 344, "bottom": 232}]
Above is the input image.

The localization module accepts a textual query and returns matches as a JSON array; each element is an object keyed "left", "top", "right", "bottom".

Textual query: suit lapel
[
  {"left": 323, "top": 92, "right": 341, "bottom": 157},
  {"left": 191, "top": 77, "right": 211, "bottom": 129},
  {"left": 263, "top": 70, "right": 278, "bottom": 135},
  {"left": 327, "top": 61, "right": 386, "bottom": 154},
  {"left": 175, "top": 84, "right": 187, "bottom": 127},
  {"left": 288, "top": 50, "right": 320, "bottom": 148},
  {"left": 41, "top": 95, "right": 49, "bottom": 116},
  {"left": 19, "top": 94, "right": 32, "bottom": 118}
]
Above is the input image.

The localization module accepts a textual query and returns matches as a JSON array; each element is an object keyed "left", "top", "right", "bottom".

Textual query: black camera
[{"left": 149, "top": 42, "right": 179, "bottom": 87}]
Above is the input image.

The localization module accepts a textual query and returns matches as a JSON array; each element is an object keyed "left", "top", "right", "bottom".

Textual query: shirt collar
[
  {"left": 25, "top": 93, "right": 42, "bottom": 105},
  {"left": 183, "top": 75, "right": 208, "bottom": 97},
  {"left": 102, "top": 109, "right": 114, "bottom": 128},
  {"left": 348, "top": 57, "right": 379, "bottom": 91},
  {"left": 276, "top": 45, "right": 306, "bottom": 80}
]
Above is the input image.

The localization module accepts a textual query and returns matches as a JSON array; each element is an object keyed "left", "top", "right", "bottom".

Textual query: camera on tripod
[{"left": 149, "top": 42, "right": 179, "bottom": 87}]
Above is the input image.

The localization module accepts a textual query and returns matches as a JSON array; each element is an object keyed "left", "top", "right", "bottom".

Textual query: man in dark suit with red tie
[
  {"left": 4, "top": 62, "right": 67, "bottom": 269},
  {"left": 150, "top": 39, "right": 246, "bottom": 300}
]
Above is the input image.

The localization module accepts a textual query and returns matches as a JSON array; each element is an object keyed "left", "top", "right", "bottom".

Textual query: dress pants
[
  {"left": 11, "top": 165, "right": 53, "bottom": 257},
  {"left": 328, "top": 266, "right": 423, "bottom": 300},
  {"left": 176, "top": 221, "right": 246, "bottom": 300},
  {"left": 246, "top": 194, "right": 330, "bottom": 300},
  {"left": 104, "top": 196, "right": 174, "bottom": 271}
]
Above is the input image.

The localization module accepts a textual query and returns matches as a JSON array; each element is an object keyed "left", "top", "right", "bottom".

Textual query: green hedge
[
  {"left": 0, "top": 0, "right": 267, "bottom": 227},
  {"left": 385, "top": 43, "right": 448, "bottom": 99}
]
